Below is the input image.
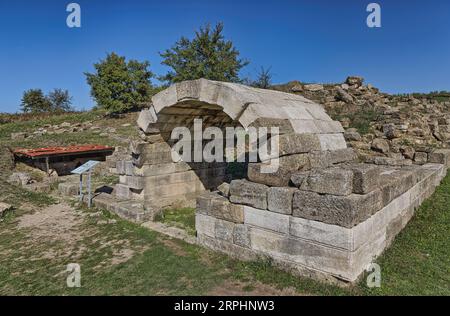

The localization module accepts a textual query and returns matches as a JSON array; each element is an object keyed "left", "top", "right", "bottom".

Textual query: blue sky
[{"left": 0, "top": 0, "right": 449, "bottom": 112}]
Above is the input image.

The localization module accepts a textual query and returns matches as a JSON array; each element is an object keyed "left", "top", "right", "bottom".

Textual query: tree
[
  {"left": 20, "top": 89, "right": 51, "bottom": 113},
  {"left": 85, "top": 53, "right": 154, "bottom": 113},
  {"left": 251, "top": 66, "right": 273, "bottom": 89},
  {"left": 160, "top": 22, "right": 249, "bottom": 84},
  {"left": 47, "top": 89, "right": 73, "bottom": 112}
]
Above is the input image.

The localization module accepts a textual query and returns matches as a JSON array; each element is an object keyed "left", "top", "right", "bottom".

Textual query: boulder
[
  {"left": 346, "top": 76, "right": 364, "bottom": 87},
  {"left": 371, "top": 138, "right": 390, "bottom": 153},
  {"left": 0, "top": 202, "right": 12, "bottom": 218},
  {"left": 400, "top": 146, "right": 415, "bottom": 160},
  {"left": 344, "top": 128, "right": 362, "bottom": 141},
  {"left": 336, "top": 87, "right": 354, "bottom": 103},
  {"left": 303, "top": 84, "right": 324, "bottom": 91}
]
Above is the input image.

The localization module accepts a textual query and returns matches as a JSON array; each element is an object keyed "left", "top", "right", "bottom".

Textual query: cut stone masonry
[{"left": 95, "top": 79, "right": 450, "bottom": 284}]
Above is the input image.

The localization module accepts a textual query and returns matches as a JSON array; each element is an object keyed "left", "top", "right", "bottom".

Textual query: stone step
[{"left": 87, "top": 193, "right": 157, "bottom": 223}]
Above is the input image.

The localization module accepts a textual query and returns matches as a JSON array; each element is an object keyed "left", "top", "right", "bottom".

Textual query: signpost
[{"left": 71, "top": 160, "right": 101, "bottom": 208}]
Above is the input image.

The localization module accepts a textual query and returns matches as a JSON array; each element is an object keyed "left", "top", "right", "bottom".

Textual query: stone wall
[{"left": 196, "top": 156, "right": 450, "bottom": 283}]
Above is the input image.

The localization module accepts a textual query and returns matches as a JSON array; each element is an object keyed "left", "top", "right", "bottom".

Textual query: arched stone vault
[
  {"left": 139, "top": 79, "right": 347, "bottom": 151},
  {"left": 124, "top": 78, "right": 350, "bottom": 209}
]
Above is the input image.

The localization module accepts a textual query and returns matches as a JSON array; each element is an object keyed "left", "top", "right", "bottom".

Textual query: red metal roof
[{"left": 13, "top": 145, "right": 114, "bottom": 158}]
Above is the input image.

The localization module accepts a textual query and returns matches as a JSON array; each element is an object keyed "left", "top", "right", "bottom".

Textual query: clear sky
[{"left": 1, "top": 0, "right": 449, "bottom": 112}]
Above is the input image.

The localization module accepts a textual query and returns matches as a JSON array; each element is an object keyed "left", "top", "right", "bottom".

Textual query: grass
[
  {"left": 1, "top": 169, "right": 449, "bottom": 295},
  {"left": 155, "top": 207, "right": 196, "bottom": 236}
]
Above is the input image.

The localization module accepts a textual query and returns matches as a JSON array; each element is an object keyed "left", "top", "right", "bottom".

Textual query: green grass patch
[{"left": 155, "top": 208, "right": 196, "bottom": 236}]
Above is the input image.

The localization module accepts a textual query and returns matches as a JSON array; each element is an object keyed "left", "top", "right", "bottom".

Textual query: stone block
[
  {"left": 290, "top": 171, "right": 310, "bottom": 187},
  {"left": 137, "top": 107, "right": 158, "bottom": 134},
  {"left": 197, "top": 192, "right": 244, "bottom": 223},
  {"left": 233, "top": 224, "right": 251, "bottom": 248},
  {"left": 379, "top": 169, "right": 416, "bottom": 206},
  {"left": 300, "top": 168, "right": 354, "bottom": 196},
  {"left": 289, "top": 216, "right": 352, "bottom": 250},
  {"left": 308, "top": 151, "right": 331, "bottom": 169},
  {"left": 230, "top": 180, "right": 268, "bottom": 210},
  {"left": 195, "top": 213, "right": 216, "bottom": 237},
  {"left": 318, "top": 134, "right": 347, "bottom": 151},
  {"left": 414, "top": 152, "right": 428, "bottom": 165},
  {"left": 58, "top": 182, "right": 79, "bottom": 196},
  {"left": 329, "top": 148, "right": 358, "bottom": 164},
  {"left": 215, "top": 219, "right": 235, "bottom": 242},
  {"left": 267, "top": 187, "right": 297, "bottom": 214},
  {"left": 115, "top": 183, "right": 131, "bottom": 199},
  {"left": 247, "top": 154, "right": 310, "bottom": 187},
  {"left": 124, "top": 176, "right": 144, "bottom": 190},
  {"left": 345, "top": 163, "right": 381, "bottom": 194},
  {"left": 266, "top": 133, "right": 321, "bottom": 158},
  {"left": 293, "top": 189, "right": 383, "bottom": 228},
  {"left": 217, "top": 182, "right": 230, "bottom": 197},
  {"left": 428, "top": 149, "right": 450, "bottom": 167},
  {"left": 244, "top": 206, "right": 290, "bottom": 234}
]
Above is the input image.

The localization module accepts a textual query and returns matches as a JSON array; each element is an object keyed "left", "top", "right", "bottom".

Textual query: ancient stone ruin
[{"left": 109, "top": 79, "right": 450, "bottom": 283}]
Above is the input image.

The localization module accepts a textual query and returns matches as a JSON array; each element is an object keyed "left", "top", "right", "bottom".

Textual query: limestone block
[
  {"left": 229, "top": 180, "right": 268, "bottom": 210},
  {"left": 124, "top": 176, "right": 144, "bottom": 190},
  {"left": 247, "top": 154, "right": 310, "bottom": 187},
  {"left": 379, "top": 169, "right": 416, "bottom": 206},
  {"left": 290, "top": 171, "right": 310, "bottom": 187},
  {"left": 267, "top": 187, "right": 297, "bottom": 215},
  {"left": 137, "top": 107, "right": 159, "bottom": 134},
  {"left": 197, "top": 192, "right": 244, "bottom": 223},
  {"left": 215, "top": 219, "right": 235, "bottom": 242},
  {"left": 244, "top": 206, "right": 290, "bottom": 234},
  {"left": 318, "top": 134, "right": 347, "bottom": 151},
  {"left": 289, "top": 216, "right": 352, "bottom": 250},
  {"left": 195, "top": 213, "right": 216, "bottom": 237},
  {"left": 233, "top": 224, "right": 251, "bottom": 248},
  {"left": 217, "top": 182, "right": 230, "bottom": 197},
  {"left": 115, "top": 183, "right": 131, "bottom": 199},
  {"left": 329, "top": 148, "right": 358, "bottom": 164},
  {"left": 249, "top": 118, "right": 295, "bottom": 134},
  {"left": 197, "top": 233, "right": 258, "bottom": 261},
  {"left": 249, "top": 227, "right": 355, "bottom": 280},
  {"left": 308, "top": 150, "right": 331, "bottom": 169},
  {"left": 428, "top": 149, "right": 450, "bottom": 167},
  {"left": 293, "top": 189, "right": 383, "bottom": 228},
  {"left": 414, "top": 152, "right": 428, "bottom": 165},
  {"left": 300, "top": 168, "right": 354, "bottom": 196},
  {"left": 265, "top": 133, "right": 321, "bottom": 158},
  {"left": 58, "top": 182, "right": 79, "bottom": 196},
  {"left": 289, "top": 119, "right": 321, "bottom": 134},
  {"left": 314, "top": 120, "right": 345, "bottom": 134},
  {"left": 345, "top": 163, "right": 381, "bottom": 194}
]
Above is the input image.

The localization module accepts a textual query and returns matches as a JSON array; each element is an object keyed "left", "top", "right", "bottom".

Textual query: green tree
[
  {"left": 251, "top": 66, "right": 273, "bottom": 89},
  {"left": 85, "top": 53, "right": 154, "bottom": 113},
  {"left": 47, "top": 89, "right": 73, "bottom": 112},
  {"left": 20, "top": 89, "right": 51, "bottom": 113},
  {"left": 160, "top": 22, "right": 249, "bottom": 84}
]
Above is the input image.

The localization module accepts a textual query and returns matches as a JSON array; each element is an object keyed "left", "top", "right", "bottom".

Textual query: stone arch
[{"left": 121, "top": 79, "right": 349, "bottom": 209}]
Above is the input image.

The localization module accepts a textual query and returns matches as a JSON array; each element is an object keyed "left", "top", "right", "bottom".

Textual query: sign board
[{"left": 71, "top": 160, "right": 101, "bottom": 175}]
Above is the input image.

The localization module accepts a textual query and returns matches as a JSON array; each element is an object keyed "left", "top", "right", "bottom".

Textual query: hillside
[{"left": 273, "top": 77, "right": 450, "bottom": 166}]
